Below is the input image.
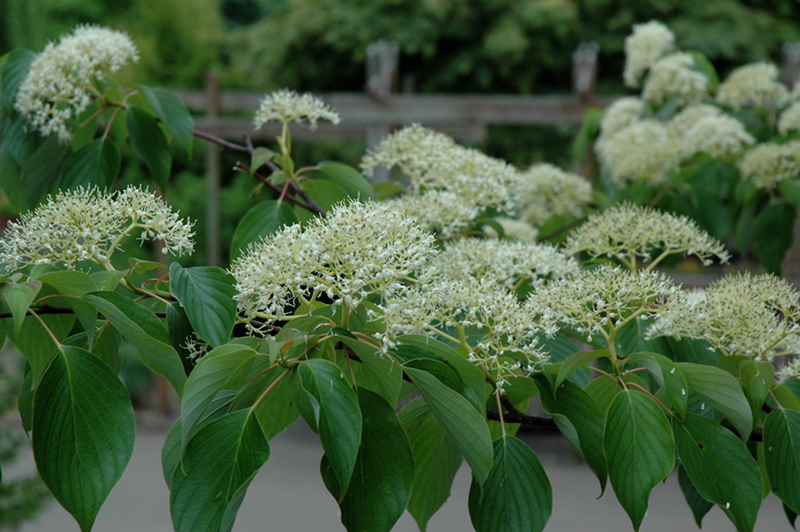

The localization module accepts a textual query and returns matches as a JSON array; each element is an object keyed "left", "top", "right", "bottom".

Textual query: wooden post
[
  {"left": 572, "top": 42, "right": 600, "bottom": 177},
  {"left": 783, "top": 42, "right": 800, "bottom": 90},
  {"left": 365, "top": 40, "right": 399, "bottom": 184},
  {"left": 204, "top": 69, "right": 221, "bottom": 266},
  {"left": 572, "top": 41, "right": 599, "bottom": 104}
]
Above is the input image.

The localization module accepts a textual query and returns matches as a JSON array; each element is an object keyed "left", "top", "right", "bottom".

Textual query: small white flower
[
  {"left": 230, "top": 200, "right": 437, "bottom": 320},
  {"left": 253, "top": 89, "right": 340, "bottom": 130},
  {"left": 623, "top": 21, "right": 675, "bottom": 88},
  {"left": 716, "top": 62, "right": 789, "bottom": 110},
  {"left": 15, "top": 25, "right": 139, "bottom": 142},
  {"left": 738, "top": 141, "right": 800, "bottom": 188},
  {"left": 0, "top": 186, "right": 194, "bottom": 271},
  {"left": 564, "top": 203, "right": 730, "bottom": 269},
  {"left": 642, "top": 52, "right": 709, "bottom": 107},
  {"left": 595, "top": 120, "right": 682, "bottom": 186},
  {"left": 515, "top": 163, "right": 592, "bottom": 226}
]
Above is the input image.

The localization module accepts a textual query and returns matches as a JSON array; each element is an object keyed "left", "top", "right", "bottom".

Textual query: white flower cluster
[
  {"left": 564, "top": 203, "right": 730, "bottom": 269},
  {"left": 489, "top": 218, "right": 539, "bottom": 243},
  {"left": 253, "top": 89, "right": 341, "bottom": 130},
  {"left": 649, "top": 273, "right": 800, "bottom": 360},
  {"left": 668, "top": 104, "right": 754, "bottom": 158},
  {"left": 230, "top": 200, "right": 437, "bottom": 320},
  {"left": 381, "top": 275, "right": 547, "bottom": 387},
  {"left": 777, "top": 357, "right": 800, "bottom": 385},
  {"left": 388, "top": 190, "right": 478, "bottom": 239},
  {"left": 361, "top": 125, "right": 519, "bottom": 235},
  {"left": 433, "top": 238, "right": 579, "bottom": 291},
  {"left": 526, "top": 265, "right": 679, "bottom": 343},
  {"left": 623, "top": 21, "right": 675, "bottom": 88},
  {"left": 716, "top": 62, "right": 789, "bottom": 110},
  {"left": 642, "top": 52, "right": 709, "bottom": 107},
  {"left": 595, "top": 120, "right": 681, "bottom": 186},
  {"left": 737, "top": 141, "right": 800, "bottom": 188},
  {"left": 598, "top": 97, "right": 649, "bottom": 139},
  {"left": 515, "top": 163, "right": 592, "bottom": 226},
  {"left": 14, "top": 25, "right": 140, "bottom": 142},
  {"left": 779, "top": 101, "right": 800, "bottom": 135},
  {"left": 0, "top": 186, "right": 194, "bottom": 271}
]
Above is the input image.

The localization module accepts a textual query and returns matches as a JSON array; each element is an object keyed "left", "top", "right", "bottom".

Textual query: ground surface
[{"left": 8, "top": 415, "right": 791, "bottom": 532}]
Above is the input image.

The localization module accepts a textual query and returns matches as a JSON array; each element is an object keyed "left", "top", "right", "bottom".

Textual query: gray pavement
[{"left": 8, "top": 418, "right": 791, "bottom": 532}]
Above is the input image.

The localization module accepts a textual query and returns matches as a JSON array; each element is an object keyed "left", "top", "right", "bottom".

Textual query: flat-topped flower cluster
[
  {"left": 598, "top": 20, "right": 799, "bottom": 189},
  {"left": 0, "top": 186, "right": 194, "bottom": 271},
  {"left": 15, "top": 25, "right": 139, "bottom": 141}
]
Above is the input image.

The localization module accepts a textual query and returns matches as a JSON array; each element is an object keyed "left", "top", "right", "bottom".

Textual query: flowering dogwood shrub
[{"left": 0, "top": 22, "right": 800, "bottom": 532}]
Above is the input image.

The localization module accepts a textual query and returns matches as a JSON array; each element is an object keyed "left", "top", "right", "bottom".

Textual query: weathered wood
[
  {"left": 176, "top": 91, "right": 618, "bottom": 128},
  {"left": 195, "top": 116, "right": 486, "bottom": 142}
]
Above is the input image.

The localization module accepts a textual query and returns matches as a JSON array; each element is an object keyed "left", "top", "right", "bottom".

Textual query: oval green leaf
[
  {"left": 677, "top": 362, "right": 752, "bottom": 439},
  {"left": 170, "top": 409, "right": 269, "bottom": 532},
  {"left": 604, "top": 389, "right": 674, "bottom": 531},
  {"left": 468, "top": 435, "right": 552, "bottom": 532},
  {"left": 404, "top": 366, "right": 493, "bottom": 485},
  {"left": 673, "top": 413, "right": 763, "bottom": 532},
  {"left": 33, "top": 346, "right": 135, "bottom": 532},
  {"left": 229, "top": 200, "right": 298, "bottom": 261},
  {"left": 84, "top": 291, "right": 186, "bottom": 396},
  {"left": 298, "top": 359, "right": 362, "bottom": 499},
  {"left": 169, "top": 263, "right": 237, "bottom": 347},
  {"left": 764, "top": 408, "right": 800, "bottom": 515},
  {"left": 335, "top": 388, "right": 414, "bottom": 532}
]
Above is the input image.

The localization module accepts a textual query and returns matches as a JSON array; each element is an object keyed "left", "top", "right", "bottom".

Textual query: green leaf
[
  {"left": 127, "top": 106, "right": 172, "bottom": 189},
  {"left": 404, "top": 366, "right": 494, "bottom": 485},
  {"left": 678, "top": 465, "right": 713, "bottom": 528},
  {"left": 38, "top": 271, "right": 100, "bottom": 347},
  {"left": 91, "top": 324, "right": 122, "bottom": 374},
  {"left": 584, "top": 373, "right": 623, "bottom": 415},
  {"left": 2, "top": 48, "right": 36, "bottom": 110},
  {"left": 677, "top": 362, "right": 752, "bottom": 439},
  {"left": 297, "top": 359, "right": 362, "bottom": 499},
  {"left": 764, "top": 409, "right": 800, "bottom": 515},
  {"left": 229, "top": 200, "right": 298, "bottom": 261},
  {"left": 396, "top": 335, "right": 486, "bottom": 407},
  {"left": 251, "top": 367, "right": 298, "bottom": 440},
  {"left": 315, "top": 161, "right": 374, "bottom": 200},
  {"left": 2, "top": 114, "right": 39, "bottom": 167},
  {"left": 753, "top": 202, "right": 796, "bottom": 275},
  {"left": 37, "top": 271, "right": 97, "bottom": 296},
  {"left": 84, "top": 291, "right": 186, "bottom": 396},
  {"left": 336, "top": 336, "right": 402, "bottom": 406},
  {"left": 628, "top": 351, "right": 688, "bottom": 418},
  {"left": 468, "top": 435, "right": 552, "bottom": 532},
  {"left": 161, "top": 417, "right": 182, "bottom": 487},
  {"left": 59, "top": 137, "right": 120, "bottom": 189},
  {"left": 249, "top": 147, "right": 275, "bottom": 174},
  {"left": 399, "top": 398, "right": 462, "bottom": 531},
  {"left": 33, "top": 346, "right": 135, "bottom": 532},
  {"left": 6, "top": 285, "right": 75, "bottom": 385},
  {"left": 21, "top": 134, "right": 70, "bottom": 206},
  {"left": 169, "top": 263, "right": 237, "bottom": 347},
  {"left": 740, "top": 359, "right": 774, "bottom": 416},
  {"left": 334, "top": 388, "right": 414, "bottom": 532},
  {"left": 0, "top": 280, "right": 41, "bottom": 334},
  {"left": 180, "top": 344, "right": 259, "bottom": 447},
  {"left": 554, "top": 349, "right": 607, "bottom": 390},
  {"left": 135, "top": 85, "right": 194, "bottom": 155},
  {"left": 170, "top": 409, "right": 270, "bottom": 532},
  {"left": 604, "top": 389, "right": 674, "bottom": 531},
  {"left": 673, "top": 414, "right": 763, "bottom": 532},
  {"left": 533, "top": 374, "right": 608, "bottom": 493},
  {"left": 0, "top": 144, "right": 25, "bottom": 212},
  {"left": 294, "top": 179, "right": 349, "bottom": 223}
]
